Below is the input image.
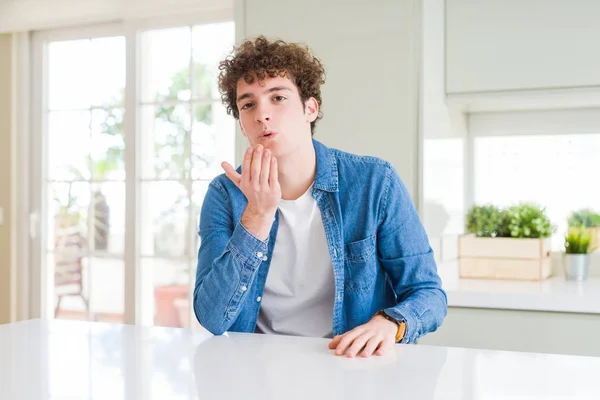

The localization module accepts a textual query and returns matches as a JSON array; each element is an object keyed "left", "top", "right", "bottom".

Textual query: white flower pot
[{"left": 562, "top": 253, "right": 590, "bottom": 281}]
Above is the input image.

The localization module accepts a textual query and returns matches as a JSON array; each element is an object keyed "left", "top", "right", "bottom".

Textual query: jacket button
[
  {"left": 256, "top": 296, "right": 262, "bottom": 302},
  {"left": 256, "top": 252, "right": 263, "bottom": 258},
  {"left": 240, "top": 286, "right": 247, "bottom": 292}
]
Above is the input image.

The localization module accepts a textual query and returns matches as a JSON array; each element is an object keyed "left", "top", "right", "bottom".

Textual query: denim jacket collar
[{"left": 313, "top": 139, "right": 339, "bottom": 193}]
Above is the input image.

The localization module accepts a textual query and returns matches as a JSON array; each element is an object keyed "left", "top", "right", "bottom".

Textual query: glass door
[
  {"left": 31, "top": 18, "right": 235, "bottom": 329},
  {"left": 42, "top": 33, "right": 127, "bottom": 323}
]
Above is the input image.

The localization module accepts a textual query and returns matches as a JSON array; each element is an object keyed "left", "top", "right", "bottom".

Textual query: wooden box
[
  {"left": 587, "top": 227, "right": 600, "bottom": 252},
  {"left": 458, "top": 234, "right": 552, "bottom": 281}
]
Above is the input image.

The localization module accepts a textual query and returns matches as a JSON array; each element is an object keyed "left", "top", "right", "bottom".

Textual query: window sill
[{"left": 439, "top": 261, "right": 600, "bottom": 315}]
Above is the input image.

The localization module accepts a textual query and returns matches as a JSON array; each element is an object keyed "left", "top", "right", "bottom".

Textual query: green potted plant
[
  {"left": 465, "top": 204, "right": 504, "bottom": 237},
  {"left": 503, "top": 202, "right": 555, "bottom": 239},
  {"left": 567, "top": 208, "right": 600, "bottom": 252},
  {"left": 460, "top": 202, "right": 556, "bottom": 280},
  {"left": 563, "top": 226, "right": 591, "bottom": 281}
]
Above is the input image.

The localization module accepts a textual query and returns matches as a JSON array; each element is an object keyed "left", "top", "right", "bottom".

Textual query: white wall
[
  {"left": 235, "top": 0, "right": 421, "bottom": 200},
  {"left": 0, "top": 0, "right": 232, "bottom": 33},
  {"left": 0, "top": 34, "right": 17, "bottom": 324},
  {"left": 422, "top": 0, "right": 466, "bottom": 141},
  {"left": 421, "top": 0, "right": 467, "bottom": 261}
]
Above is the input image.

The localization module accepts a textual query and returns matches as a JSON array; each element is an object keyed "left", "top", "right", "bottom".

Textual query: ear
[{"left": 304, "top": 97, "right": 319, "bottom": 123}]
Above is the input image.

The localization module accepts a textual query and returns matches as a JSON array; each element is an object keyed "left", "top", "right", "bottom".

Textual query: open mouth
[{"left": 261, "top": 131, "right": 277, "bottom": 139}]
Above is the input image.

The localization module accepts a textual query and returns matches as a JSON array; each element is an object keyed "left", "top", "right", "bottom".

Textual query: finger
[
  {"left": 221, "top": 162, "right": 241, "bottom": 187},
  {"left": 361, "top": 335, "right": 384, "bottom": 358},
  {"left": 269, "top": 156, "right": 278, "bottom": 186},
  {"left": 375, "top": 337, "right": 395, "bottom": 356},
  {"left": 251, "top": 145, "right": 264, "bottom": 185},
  {"left": 242, "top": 147, "right": 253, "bottom": 185},
  {"left": 346, "top": 332, "right": 374, "bottom": 358},
  {"left": 260, "top": 149, "right": 271, "bottom": 187},
  {"left": 334, "top": 328, "right": 364, "bottom": 356},
  {"left": 328, "top": 335, "right": 342, "bottom": 349}
]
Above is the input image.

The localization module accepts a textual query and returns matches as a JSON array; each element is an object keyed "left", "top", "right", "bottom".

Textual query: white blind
[{"left": 469, "top": 108, "right": 600, "bottom": 137}]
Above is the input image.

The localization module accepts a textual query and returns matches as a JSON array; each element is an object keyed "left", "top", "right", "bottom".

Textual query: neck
[{"left": 277, "top": 140, "right": 317, "bottom": 200}]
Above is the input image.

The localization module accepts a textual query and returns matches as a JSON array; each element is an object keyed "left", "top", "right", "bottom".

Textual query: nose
[{"left": 255, "top": 102, "right": 271, "bottom": 125}]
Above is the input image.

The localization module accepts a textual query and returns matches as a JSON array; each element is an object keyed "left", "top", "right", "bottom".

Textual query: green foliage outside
[{"left": 567, "top": 208, "right": 600, "bottom": 228}]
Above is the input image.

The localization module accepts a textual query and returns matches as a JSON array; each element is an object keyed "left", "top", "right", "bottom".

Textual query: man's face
[{"left": 235, "top": 73, "right": 318, "bottom": 158}]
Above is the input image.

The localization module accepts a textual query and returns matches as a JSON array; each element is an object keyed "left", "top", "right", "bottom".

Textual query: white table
[{"left": 1, "top": 319, "right": 600, "bottom": 399}]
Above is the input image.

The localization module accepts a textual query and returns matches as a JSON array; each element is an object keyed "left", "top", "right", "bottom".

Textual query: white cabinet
[
  {"left": 419, "top": 307, "right": 600, "bottom": 357},
  {"left": 445, "top": 0, "right": 600, "bottom": 95}
]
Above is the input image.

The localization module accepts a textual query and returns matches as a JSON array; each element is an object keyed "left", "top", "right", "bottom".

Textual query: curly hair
[{"left": 218, "top": 35, "right": 326, "bottom": 136}]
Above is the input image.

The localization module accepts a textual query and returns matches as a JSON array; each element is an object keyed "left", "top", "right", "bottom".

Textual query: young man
[{"left": 194, "top": 36, "right": 447, "bottom": 358}]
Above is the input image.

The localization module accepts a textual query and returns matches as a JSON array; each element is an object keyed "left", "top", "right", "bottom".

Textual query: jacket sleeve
[
  {"left": 193, "top": 180, "right": 268, "bottom": 335},
  {"left": 377, "top": 164, "right": 448, "bottom": 344}
]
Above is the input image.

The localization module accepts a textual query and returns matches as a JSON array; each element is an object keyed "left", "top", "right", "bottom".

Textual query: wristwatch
[{"left": 375, "top": 310, "right": 406, "bottom": 343}]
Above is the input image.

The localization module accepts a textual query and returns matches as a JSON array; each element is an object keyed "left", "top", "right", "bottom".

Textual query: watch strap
[{"left": 375, "top": 310, "right": 406, "bottom": 343}]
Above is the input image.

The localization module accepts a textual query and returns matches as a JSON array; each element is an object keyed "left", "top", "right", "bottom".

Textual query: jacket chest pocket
[{"left": 343, "top": 235, "right": 377, "bottom": 292}]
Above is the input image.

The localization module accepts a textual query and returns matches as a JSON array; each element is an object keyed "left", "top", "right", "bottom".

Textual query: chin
[
  {"left": 260, "top": 140, "right": 279, "bottom": 151},
  {"left": 265, "top": 144, "right": 282, "bottom": 158}
]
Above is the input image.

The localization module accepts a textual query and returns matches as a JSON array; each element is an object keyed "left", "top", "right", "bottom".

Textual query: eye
[
  {"left": 240, "top": 102, "right": 254, "bottom": 110},
  {"left": 273, "top": 95, "right": 286, "bottom": 102}
]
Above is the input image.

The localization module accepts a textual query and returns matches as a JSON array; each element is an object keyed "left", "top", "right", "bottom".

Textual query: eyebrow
[{"left": 236, "top": 86, "right": 293, "bottom": 103}]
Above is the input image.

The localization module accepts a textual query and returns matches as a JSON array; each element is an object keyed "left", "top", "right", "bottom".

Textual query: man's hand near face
[
  {"left": 328, "top": 314, "right": 402, "bottom": 358},
  {"left": 222, "top": 144, "right": 281, "bottom": 241}
]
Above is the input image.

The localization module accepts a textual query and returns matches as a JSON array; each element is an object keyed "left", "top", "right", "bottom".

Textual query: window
[
  {"left": 474, "top": 133, "right": 600, "bottom": 250},
  {"left": 467, "top": 108, "right": 600, "bottom": 251},
  {"left": 32, "top": 18, "right": 235, "bottom": 328},
  {"left": 422, "top": 137, "right": 465, "bottom": 262},
  {"left": 422, "top": 108, "right": 600, "bottom": 258},
  {"left": 423, "top": 137, "right": 465, "bottom": 236},
  {"left": 138, "top": 23, "right": 234, "bottom": 328}
]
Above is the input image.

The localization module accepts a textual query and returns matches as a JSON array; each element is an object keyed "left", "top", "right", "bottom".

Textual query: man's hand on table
[{"left": 328, "top": 314, "right": 399, "bottom": 358}]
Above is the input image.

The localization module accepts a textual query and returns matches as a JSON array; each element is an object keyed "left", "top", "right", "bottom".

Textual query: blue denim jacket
[{"left": 194, "top": 139, "right": 447, "bottom": 343}]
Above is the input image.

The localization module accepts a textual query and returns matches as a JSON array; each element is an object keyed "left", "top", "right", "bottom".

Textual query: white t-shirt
[{"left": 255, "top": 185, "right": 335, "bottom": 338}]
